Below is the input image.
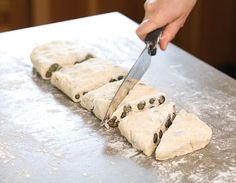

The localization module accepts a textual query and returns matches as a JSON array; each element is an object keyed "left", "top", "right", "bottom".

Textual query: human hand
[{"left": 136, "top": 0, "right": 197, "bottom": 50}]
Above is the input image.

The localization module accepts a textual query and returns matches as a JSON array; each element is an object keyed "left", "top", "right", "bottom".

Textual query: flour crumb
[
  {"left": 82, "top": 172, "right": 87, "bottom": 176},
  {"left": 41, "top": 148, "right": 48, "bottom": 153},
  {"left": 54, "top": 152, "right": 63, "bottom": 158}
]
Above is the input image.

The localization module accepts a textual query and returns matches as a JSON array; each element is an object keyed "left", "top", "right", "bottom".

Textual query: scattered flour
[
  {"left": 54, "top": 152, "right": 64, "bottom": 158},
  {"left": 0, "top": 141, "right": 16, "bottom": 164}
]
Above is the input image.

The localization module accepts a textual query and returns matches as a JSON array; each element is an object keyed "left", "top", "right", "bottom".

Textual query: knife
[{"left": 103, "top": 27, "right": 164, "bottom": 124}]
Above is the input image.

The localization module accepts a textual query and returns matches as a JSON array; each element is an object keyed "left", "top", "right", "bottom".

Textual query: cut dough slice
[
  {"left": 106, "top": 83, "right": 166, "bottom": 128},
  {"left": 155, "top": 110, "right": 212, "bottom": 160},
  {"left": 118, "top": 102, "right": 176, "bottom": 156},
  {"left": 81, "top": 81, "right": 166, "bottom": 122},
  {"left": 31, "top": 41, "right": 95, "bottom": 80},
  {"left": 80, "top": 80, "right": 122, "bottom": 120},
  {"left": 51, "top": 58, "right": 127, "bottom": 102}
]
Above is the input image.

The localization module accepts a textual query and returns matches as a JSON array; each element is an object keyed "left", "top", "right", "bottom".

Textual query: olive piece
[
  {"left": 158, "top": 96, "right": 165, "bottom": 104},
  {"left": 111, "top": 116, "right": 117, "bottom": 121},
  {"left": 153, "top": 133, "right": 159, "bottom": 144},
  {"left": 123, "top": 104, "right": 132, "bottom": 113},
  {"left": 75, "top": 54, "right": 94, "bottom": 64},
  {"left": 83, "top": 91, "right": 88, "bottom": 95},
  {"left": 159, "top": 130, "right": 163, "bottom": 139},
  {"left": 137, "top": 101, "right": 146, "bottom": 110},
  {"left": 50, "top": 63, "right": 59, "bottom": 72},
  {"left": 107, "top": 116, "right": 118, "bottom": 128},
  {"left": 45, "top": 71, "right": 52, "bottom": 78},
  {"left": 107, "top": 120, "right": 114, "bottom": 127},
  {"left": 113, "top": 120, "right": 120, "bottom": 128},
  {"left": 85, "top": 54, "right": 94, "bottom": 60},
  {"left": 172, "top": 112, "right": 176, "bottom": 121},
  {"left": 46, "top": 63, "right": 59, "bottom": 78},
  {"left": 165, "top": 115, "right": 172, "bottom": 128},
  {"left": 117, "top": 75, "right": 124, "bottom": 80},
  {"left": 149, "top": 97, "right": 156, "bottom": 104},
  {"left": 109, "top": 78, "right": 117, "bottom": 82},
  {"left": 120, "top": 111, "right": 126, "bottom": 119},
  {"left": 109, "top": 116, "right": 117, "bottom": 123},
  {"left": 75, "top": 93, "right": 80, "bottom": 99}
]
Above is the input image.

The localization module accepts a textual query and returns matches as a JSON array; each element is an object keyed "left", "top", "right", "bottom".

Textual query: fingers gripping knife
[{"left": 103, "top": 27, "right": 164, "bottom": 125}]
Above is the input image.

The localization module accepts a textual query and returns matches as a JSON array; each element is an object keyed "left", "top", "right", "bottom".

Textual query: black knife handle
[{"left": 144, "top": 27, "right": 164, "bottom": 56}]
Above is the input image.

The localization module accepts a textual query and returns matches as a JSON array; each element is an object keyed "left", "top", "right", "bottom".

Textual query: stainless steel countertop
[{"left": 0, "top": 12, "right": 235, "bottom": 183}]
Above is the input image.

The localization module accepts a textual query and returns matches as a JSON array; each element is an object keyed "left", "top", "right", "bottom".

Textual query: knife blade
[{"left": 103, "top": 27, "right": 164, "bottom": 124}]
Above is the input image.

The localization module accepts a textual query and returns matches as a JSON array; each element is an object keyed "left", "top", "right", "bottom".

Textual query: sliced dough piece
[
  {"left": 31, "top": 41, "right": 95, "bottom": 80},
  {"left": 118, "top": 102, "right": 176, "bottom": 156},
  {"left": 81, "top": 81, "right": 166, "bottom": 123},
  {"left": 106, "top": 83, "right": 166, "bottom": 128},
  {"left": 155, "top": 110, "right": 212, "bottom": 160},
  {"left": 80, "top": 80, "right": 122, "bottom": 120},
  {"left": 51, "top": 58, "right": 127, "bottom": 102}
]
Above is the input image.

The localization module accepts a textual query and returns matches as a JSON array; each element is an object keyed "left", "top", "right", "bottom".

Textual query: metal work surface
[{"left": 0, "top": 13, "right": 235, "bottom": 183}]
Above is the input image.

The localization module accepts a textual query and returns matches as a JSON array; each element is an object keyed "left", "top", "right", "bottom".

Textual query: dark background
[{"left": 0, "top": 0, "right": 235, "bottom": 78}]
